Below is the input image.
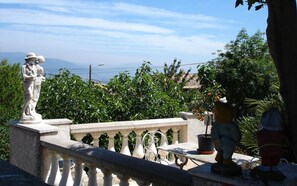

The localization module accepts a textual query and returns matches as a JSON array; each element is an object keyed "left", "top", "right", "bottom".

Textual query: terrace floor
[{"left": 0, "top": 159, "right": 49, "bottom": 186}]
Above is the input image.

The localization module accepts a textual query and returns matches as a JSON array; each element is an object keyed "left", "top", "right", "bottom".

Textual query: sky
[{"left": 0, "top": 0, "right": 268, "bottom": 69}]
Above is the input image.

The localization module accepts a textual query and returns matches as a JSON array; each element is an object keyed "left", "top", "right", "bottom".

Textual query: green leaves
[
  {"left": 248, "top": 0, "right": 257, "bottom": 10},
  {"left": 235, "top": 0, "right": 243, "bottom": 8},
  {"left": 255, "top": 4, "right": 264, "bottom": 11},
  {"left": 0, "top": 59, "right": 192, "bottom": 157},
  {"left": 238, "top": 116, "right": 259, "bottom": 153},
  {"left": 235, "top": 0, "right": 266, "bottom": 11},
  {"left": 239, "top": 91, "right": 285, "bottom": 155},
  {"left": 37, "top": 60, "right": 190, "bottom": 123},
  {"left": 107, "top": 60, "right": 188, "bottom": 120},
  {"left": 38, "top": 69, "right": 110, "bottom": 123},
  {"left": 196, "top": 28, "right": 278, "bottom": 117},
  {"left": 0, "top": 60, "right": 23, "bottom": 160}
]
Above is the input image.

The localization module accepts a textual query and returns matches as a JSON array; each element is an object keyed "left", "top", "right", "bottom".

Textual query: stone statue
[
  {"left": 32, "top": 55, "right": 45, "bottom": 119},
  {"left": 210, "top": 98, "right": 242, "bottom": 176},
  {"left": 20, "top": 52, "right": 44, "bottom": 124}
]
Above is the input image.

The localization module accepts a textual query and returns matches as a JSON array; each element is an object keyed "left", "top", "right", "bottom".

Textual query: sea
[
  {"left": 44, "top": 66, "right": 165, "bottom": 84},
  {"left": 0, "top": 52, "right": 198, "bottom": 84}
]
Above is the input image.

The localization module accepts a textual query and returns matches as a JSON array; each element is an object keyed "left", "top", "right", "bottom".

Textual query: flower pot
[{"left": 197, "top": 134, "right": 214, "bottom": 154}]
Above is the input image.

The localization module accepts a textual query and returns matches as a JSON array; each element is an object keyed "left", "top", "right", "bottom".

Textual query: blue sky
[{"left": 0, "top": 0, "right": 268, "bottom": 68}]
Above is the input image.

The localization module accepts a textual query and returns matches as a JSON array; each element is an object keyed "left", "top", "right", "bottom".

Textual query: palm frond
[{"left": 238, "top": 116, "right": 259, "bottom": 153}]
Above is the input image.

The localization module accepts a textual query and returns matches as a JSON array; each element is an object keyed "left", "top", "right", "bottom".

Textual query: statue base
[
  {"left": 211, "top": 162, "right": 242, "bottom": 177},
  {"left": 19, "top": 113, "right": 42, "bottom": 124}
]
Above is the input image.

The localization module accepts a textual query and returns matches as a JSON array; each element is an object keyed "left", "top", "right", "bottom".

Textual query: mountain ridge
[{"left": 0, "top": 52, "right": 85, "bottom": 70}]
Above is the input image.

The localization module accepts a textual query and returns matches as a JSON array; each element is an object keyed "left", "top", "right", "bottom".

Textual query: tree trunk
[{"left": 266, "top": 0, "right": 297, "bottom": 159}]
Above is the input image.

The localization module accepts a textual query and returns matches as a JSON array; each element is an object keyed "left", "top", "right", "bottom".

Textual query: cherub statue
[{"left": 210, "top": 97, "right": 242, "bottom": 176}]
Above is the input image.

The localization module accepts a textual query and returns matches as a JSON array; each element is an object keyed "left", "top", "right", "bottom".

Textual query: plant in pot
[
  {"left": 191, "top": 85, "right": 225, "bottom": 154},
  {"left": 197, "top": 112, "right": 215, "bottom": 154}
]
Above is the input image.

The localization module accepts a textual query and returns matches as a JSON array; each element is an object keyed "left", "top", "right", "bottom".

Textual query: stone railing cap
[
  {"left": 10, "top": 122, "right": 58, "bottom": 135},
  {"left": 43, "top": 118, "right": 72, "bottom": 126}
]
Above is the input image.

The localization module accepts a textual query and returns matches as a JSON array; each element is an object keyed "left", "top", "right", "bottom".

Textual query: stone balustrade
[
  {"left": 69, "top": 118, "right": 189, "bottom": 158},
  {"left": 8, "top": 114, "right": 297, "bottom": 186},
  {"left": 9, "top": 114, "right": 197, "bottom": 186},
  {"left": 40, "top": 135, "right": 192, "bottom": 186}
]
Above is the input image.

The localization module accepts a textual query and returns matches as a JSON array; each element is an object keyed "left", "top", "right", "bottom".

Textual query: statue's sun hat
[
  {"left": 25, "top": 52, "right": 37, "bottom": 59},
  {"left": 36, "top": 55, "right": 45, "bottom": 63}
]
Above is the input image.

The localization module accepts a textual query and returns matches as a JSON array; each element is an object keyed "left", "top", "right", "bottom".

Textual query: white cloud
[
  {"left": 0, "top": 1, "right": 216, "bottom": 20},
  {"left": 39, "top": 6, "right": 71, "bottom": 13},
  {"left": 0, "top": 0, "right": 69, "bottom": 6},
  {"left": 0, "top": 0, "right": 230, "bottom": 66},
  {"left": 0, "top": 9, "right": 173, "bottom": 34},
  {"left": 112, "top": 2, "right": 216, "bottom": 21}
]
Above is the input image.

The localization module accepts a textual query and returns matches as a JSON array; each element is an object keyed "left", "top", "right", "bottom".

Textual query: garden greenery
[
  {"left": 0, "top": 29, "right": 281, "bottom": 160},
  {"left": 196, "top": 28, "right": 278, "bottom": 117},
  {"left": 0, "top": 60, "right": 23, "bottom": 160}
]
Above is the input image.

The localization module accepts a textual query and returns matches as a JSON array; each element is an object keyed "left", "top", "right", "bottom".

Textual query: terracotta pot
[{"left": 197, "top": 134, "right": 214, "bottom": 154}]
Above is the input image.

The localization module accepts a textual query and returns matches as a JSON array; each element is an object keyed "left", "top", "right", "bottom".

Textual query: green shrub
[
  {"left": 38, "top": 69, "right": 110, "bottom": 123},
  {"left": 0, "top": 60, "right": 23, "bottom": 160},
  {"left": 197, "top": 28, "right": 278, "bottom": 117},
  {"left": 107, "top": 61, "right": 189, "bottom": 120},
  {"left": 239, "top": 91, "right": 285, "bottom": 156}
]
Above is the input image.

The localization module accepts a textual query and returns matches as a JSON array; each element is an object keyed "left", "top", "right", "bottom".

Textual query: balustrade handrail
[
  {"left": 41, "top": 135, "right": 192, "bottom": 186},
  {"left": 70, "top": 118, "right": 187, "bottom": 134}
]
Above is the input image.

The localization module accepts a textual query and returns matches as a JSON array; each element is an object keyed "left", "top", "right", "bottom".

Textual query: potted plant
[
  {"left": 197, "top": 111, "right": 215, "bottom": 154},
  {"left": 191, "top": 85, "right": 225, "bottom": 154}
]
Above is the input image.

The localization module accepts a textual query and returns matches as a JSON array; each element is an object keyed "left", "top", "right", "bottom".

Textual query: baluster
[
  {"left": 146, "top": 132, "right": 157, "bottom": 161},
  {"left": 158, "top": 129, "right": 169, "bottom": 161},
  {"left": 132, "top": 130, "right": 144, "bottom": 158},
  {"left": 91, "top": 132, "right": 100, "bottom": 147},
  {"left": 107, "top": 132, "right": 116, "bottom": 151},
  {"left": 117, "top": 174, "right": 130, "bottom": 186},
  {"left": 172, "top": 128, "right": 179, "bottom": 144},
  {"left": 87, "top": 164, "right": 97, "bottom": 186},
  {"left": 42, "top": 148, "right": 52, "bottom": 182},
  {"left": 47, "top": 152, "right": 61, "bottom": 186},
  {"left": 159, "top": 129, "right": 168, "bottom": 146},
  {"left": 73, "top": 159, "right": 83, "bottom": 186},
  {"left": 59, "top": 155, "right": 74, "bottom": 186},
  {"left": 120, "top": 131, "right": 131, "bottom": 156},
  {"left": 101, "top": 168, "right": 113, "bottom": 186}
]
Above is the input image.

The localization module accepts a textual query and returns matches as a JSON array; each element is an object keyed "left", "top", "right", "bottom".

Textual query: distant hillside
[
  {"left": 0, "top": 52, "right": 114, "bottom": 82},
  {"left": 0, "top": 52, "right": 85, "bottom": 70}
]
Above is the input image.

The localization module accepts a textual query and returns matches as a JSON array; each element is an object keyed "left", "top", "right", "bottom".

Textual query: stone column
[
  {"left": 180, "top": 112, "right": 204, "bottom": 143},
  {"left": 43, "top": 118, "right": 72, "bottom": 139}
]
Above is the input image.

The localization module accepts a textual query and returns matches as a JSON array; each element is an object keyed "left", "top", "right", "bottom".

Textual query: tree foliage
[
  {"left": 162, "top": 59, "right": 193, "bottom": 88},
  {"left": 236, "top": 0, "right": 297, "bottom": 160},
  {"left": 197, "top": 28, "right": 278, "bottom": 117},
  {"left": 107, "top": 60, "right": 189, "bottom": 121},
  {"left": 239, "top": 86, "right": 286, "bottom": 156},
  {"left": 235, "top": 0, "right": 266, "bottom": 10},
  {"left": 36, "top": 60, "right": 190, "bottom": 123},
  {"left": 36, "top": 60, "right": 190, "bottom": 150},
  {"left": 0, "top": 60, "right": 23, "bottom": 160},
  {"left": 38, "top": 69, "right": 110, "bottom": 123}
]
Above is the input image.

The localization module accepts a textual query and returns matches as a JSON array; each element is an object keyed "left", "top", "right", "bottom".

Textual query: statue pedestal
[
  {"left": 9, "top": 121, "right": 59, "bottom": 177},
  {"left": 20, "top": 114, "right": 42, "bottom": 124}
]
